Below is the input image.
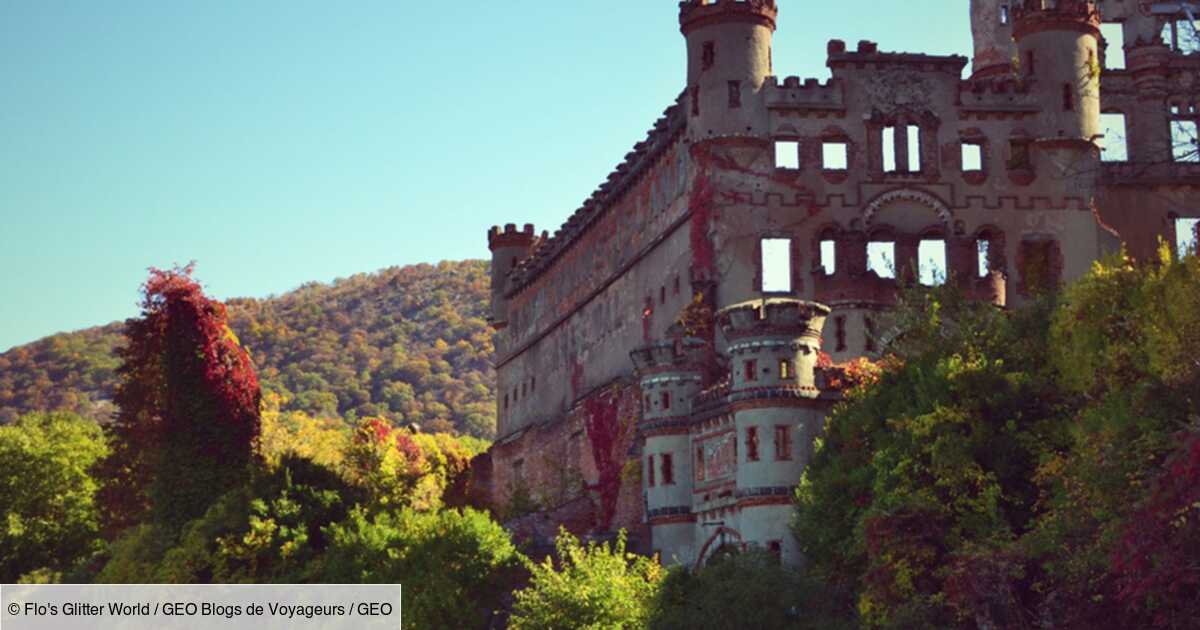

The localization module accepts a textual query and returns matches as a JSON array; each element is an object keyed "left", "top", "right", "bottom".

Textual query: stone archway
[
  {"left": 694, "top": 526, "right": 745, "bottom": 570},
  {"left": 862, "top": 188, "right": 953, "bottom": 229}
]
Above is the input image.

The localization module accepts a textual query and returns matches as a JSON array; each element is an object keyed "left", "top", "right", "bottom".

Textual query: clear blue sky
[{"left": 0, "top": 1, "right": 971, "bottom": 351}]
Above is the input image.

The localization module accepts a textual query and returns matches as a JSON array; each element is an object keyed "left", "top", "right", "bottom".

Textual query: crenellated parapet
[
  {"left": 1010, "top": 0, "right": 1100, "bottom": 38},
  {"left": 487, "top": 223, "right": 537, "bottom": 251},
  {"left": 764, "top": 76, "right": 845, "bottom": 113},
  {"left": 717, "top": 299, "right": 830, "bottom": 395},
  {"left": 678, "top": 0, "right": 777, "bottom": 35},
  {"left": 826, "top": 39, "right": 968, "bottom": 75},
  {"left": 958, "top": 77, "right": 1041, "bottom": 117}
]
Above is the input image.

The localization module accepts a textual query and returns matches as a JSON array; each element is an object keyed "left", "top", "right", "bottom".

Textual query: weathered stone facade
[{"left": 475, "top": 0, "right": 1200, "bottom": 566}]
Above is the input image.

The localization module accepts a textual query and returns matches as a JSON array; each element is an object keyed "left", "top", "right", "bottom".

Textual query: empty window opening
[
  {"left": 882, "top": 126, "right": 898, "bottom": 172},
  {"left": 779, "top": 359, "right": 793, "bottom": 380},
  {"left": 673, "top": 275, "right": 681, "bottom": 294},
  {"left": 865, "top": 317, "right": 878, "bottom": 353},
  {"left": 702, "top": 41, "right": 715, "bottom": 70},
  {"left": 696, "top": 446, "right": 706, "bottom": 482},
  {"left": 1025, "top": 51, "right": 1036, "bottom": 77},
  {"left": 647, "top": 456, "right": 656, "bottom": 487},
  {"left": 907, "top": 125, "right": 922, "bottom": 172},
  {"left": 919, "top": 239, "right": 948, "bottom": 286},
  {"left": 775, "top": 140, "right": 800, "bottom": 169},
  {"left": 1101, "top": 22, "right": 1126, "bottom": 69},
  {"left": 977, "top": 239, "right": 992, "bottom": 278},
  {"left": 999, "top": 4, "right": 1009, "bottom": 25},
  {"left": 513, "top": 458, "right": 525, "bottom": 482},
  {"left": 774, "top": 425, "right": 792, "bottom": 461},
  {"left": 867, "top": 241, "right": 896, "bottom": 278},
  {"left": 504, "top": 394, "right": 509, "bottom": 410},
  {"left": 662, "top": 453, "right": 674, "bottom": 485},
  {"left": 1063, "top": 83, "right": 1074, "bottom": 111},
  {"left": 744, "top": 359, "right": 758, "bottom": 382},
  {"left": 661, "top": 391, "right": 671, "bottom": 411},
  {"left": 1100, "top": 113, "right": 1129, "bottom": 162},
  {"left": 822, "top": 141, "right": 848, "bottom": 170},
  {"left": 660, "top": 286, "right": 666, "bottom": 304},
  {"left": 761, "top": 238, "right": 793, "bottom": 292},
  {"left": 962, "top": 142, "right": 984, "bottom": 172},
  {"left": 1178, "top": 217, "right": 1200, "bottom": 257},
  {"left": 1162, "top": 20, "right": 1200, "bottom": 55},
  {"left": 1009, "top": 140, "right": 1032, "bottom": 170},
  {"left": 531, "top": 377, "right": 536, "bottom": 392},
  {"left": 820, "top": 239, "right": 836, "bottom": 275},
  {"left": 728, "top": 81, "right": 742, "bottom": 108},
  {"left": 690, "top": 85, "right": 700, "bottom": 117},
  {"left": 746, "top": 426, "right": 760, "bottom": 462},
  {"left": 768, "top": 540, "right": 783, "bottom": 561},
  {"left": 1171, "top": 120, "right": 1199, "bottom": 162}
]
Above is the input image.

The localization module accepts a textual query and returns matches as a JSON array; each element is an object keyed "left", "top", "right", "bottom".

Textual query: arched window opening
[
  {"left": 867, "top": 240, "right": 896, "bottom": 279},
  {"left": 918, "top": 238, "right": 947, "bottom": 286}
]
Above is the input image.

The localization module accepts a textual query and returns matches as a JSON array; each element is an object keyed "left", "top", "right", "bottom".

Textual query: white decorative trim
[{"left": 862, "top": 188, "right": 953, "bottom": 228}]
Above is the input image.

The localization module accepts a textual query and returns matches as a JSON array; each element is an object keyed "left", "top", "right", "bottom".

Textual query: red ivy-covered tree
[
  {"left": 98, "top": 265, "right": 261, "bottom": 532},
  {"left": 583, "top": 388, "right": 633, "bottom": 531}
]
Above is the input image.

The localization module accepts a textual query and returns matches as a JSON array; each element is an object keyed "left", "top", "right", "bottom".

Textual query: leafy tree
[
  {"left": 509, "top": 529, "right": 663, "bottom": 630},
  {"left": 649, "top": 549, "right": 843, "bottom": 630},
  {"left": 98, "top": 265, "right": 262, "bottom": 533},
  {"left": 0, "top": 411, "right": 108, "bottom": 581},
  {"left": 314, "top": 506, "right": 523, "bottom": 629}
]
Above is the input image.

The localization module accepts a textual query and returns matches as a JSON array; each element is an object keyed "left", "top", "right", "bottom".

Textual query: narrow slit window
[
  {"left": 835, "top": 316, "right": 847, "bottom": 351},
  {"left": 662, "top": 453, "right": 674, "bottom": 485},
  {"left": 867, "top": 241, "right": 896, "bottom": 278},
  {"left": 977, "top": 238, "right": 991, "bottom": 278},
  {"left": 744, "top": 359, "right": 758, "bottom": 382},
  {"left": 820, "top": 239, "right": 837, "bottom": 275},
  {"left": 779, "top": 359, "right": 793, "bottom": 380},
  {"left": 1062, "top": 83, "right": 1074, "bottom": 111},
  {"left": 1000, "top": 4, "right": 1009, "bottom": 25},
  {"left": 696, "top": 446, "right": 706, "bottom": 482},
  {"left": 962, "top": 142, "right": 983, "bottom": 172},
  {"left": 661, "top": 391, "right": 671, "bottom": 411},
  {"left": 822, "top": 141, "right": 848, "bottom": 170},
  {"left": 1178, "top": 217, "right": 1200, "bottom": 257},
  {"left": 647, "top": 456, "right": 656, "bottom": 487},
  {"left": 774, "top": 425, "right": 792, "bottom": 461},
  {"left": 1100, "top": 113, "right": 1129, "bottom": 162},
  {"left": 660, "top": 286, "right": 666, "bottom": 304},
  {"left": 882, "top": 126, "right": 897, "bottom": 172},
  {"left": 761, "top": 238, "right": 793, "bottom": 292},
  {"left": 746, "top": 426, "right": 759, "bottom": 462},
  {"left": 775, "top": 140, "right": 800, "bottom": 169},
  {"left": 1101, "top": 22, "right": 1126, "bottom": 69},
  {"left": 865, "top": 317, "right": 878, "bottom": 353},
  {"left": 728, "top": 80, "right": 742, "bottom": 108},
  {"left": 1171, "top": 120, "right": 1199, "bottom": 162},
  {"left": 1025, "top": 51, "right": 1036, "bottom": 77},
  {"left": 907, "top": 125, "right": 922, "bottom": 172},
  {"left": 918, "top": 239, "right": 948, "bottom": 286}
]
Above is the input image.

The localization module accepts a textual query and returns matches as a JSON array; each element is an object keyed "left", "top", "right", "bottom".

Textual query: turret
[
  {"left": 715, "top": 299, "right": 830, "bottom": 565},
  {"left": 486, "top": 223, "right": 536, "bottom": 330},
  {"left": 631, "top": 335, "right": 709, "bottom": 565},
  {"left": 1012, "top": 0, "right": 1101, "bottom": 142},
  {"left": 679, "top": 0, "right": 777, "bottom": 140},
  {"left": 970, "top": 0, "right": 1017, "bottom": 79}
]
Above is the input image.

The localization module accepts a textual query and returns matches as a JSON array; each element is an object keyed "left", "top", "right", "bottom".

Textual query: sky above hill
[{"left": 0, "top": 1, "right": 971, "bottom": 351}]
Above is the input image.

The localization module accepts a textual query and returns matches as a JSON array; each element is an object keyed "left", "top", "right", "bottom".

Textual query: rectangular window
[
  {"left": 662, "top": 453, "right": 674, "bottom": 485},
  {"left": 1009, "top": 140, "right": 1032, "bottom": 170},
  {"left": 1178, "top": 217, "right": 1200, "bottom": 257},
  {"left": 865, "top": 317, "right": 878, "bottom": 353},
  {"left": 768, "top": 540, "right": 783, "bottom": 561},
  {"left": 661, "top": 391, "right": 671, "bottom": 411},
  {"left": 744, "top": 359, "right": 758, "bottom": 382},
  {"left": 867, "top": 241, "right": 896, "bottom": 278},
  {"left": 1062, "top": 83, "right": 1074, "bottom": 111},
  {"left": 504, "top": 394, "right": 509, "bottom": 410},
  {"left": 696, "top": 446, "right": 706, "bottom": 482},
  {"left": 774, "top": 425, "right": 792, "bottom": 460},
  {"left": 647, "top": 456, "right": 656, "bottom": 487},
  {"left": 775, "top": 140, "right": 800, "bottom": 170},
  {"left": 532, "top": 377, "right": 536, "bottom": 392},
  {"left": 1171, "top": 120, "right": 1199, "bottom": 162},
  {"left": 728, "top": 80, "right": 742, "bottom": 108},
  {"left": 822, "top": 141, "right": 848, "bottom": 170},
  {"left": 962, "top": 142, "right": 983, "bottom": 172},
  {"left": 761, "top": 238, "right": 793, "bottom": 292},
  {"left": 1100, "top": 113, "right": 1128, "bottom": 162},
  {"left": 835, "top": 316, "right": 847, "bottom": 352},
  {"left": 1163, "top": 20, "right": 1200, "bottom": 55},
  {"left": 1101, "top": 22, "right": 1126, "bottom": 69},
  {"left": 660, "top": 286, "right": 666, "bottom": 304},
  {"left": 918, "top": 239, "right": 947, "bottom": 286},
  {"left": 977, "top": 239, "right": 991, "bottom": 278},
  {"left": 673, "top": 275, "right": 681, "bottom": 295},
  {"left": 746, "top": 426, "right": 759, "bottom": 462},
  {"left": 999, "top": 5, "right": 1009, "bottom": 25},
  {"left": 882, "top": 126, "right": 897, "bottom": 172},
  {"left": 513, "top": 458, "right": 525, "bottom": 482},
  {"left": 907, "top": 125, "right": 921, "bottom": 172},
  {"left": 690, "top": 85, "right": 700, "bottom": 117},
  {"left": 1025, "top": 50, "right": 1036, "bottom": 77},
  {"left": 779, "top": 359, "right": 793, "bottom": 380},
  {"left": 820, "top": 239, "right": 836, "bottom": 275}
]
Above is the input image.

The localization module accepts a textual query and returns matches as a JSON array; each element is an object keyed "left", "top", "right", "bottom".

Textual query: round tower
[
  {"left": 486, "top": 223, "right": 536, "bottom": 330},
  {"left": 679, "top": 0, "right": 777, "bottom": 140},
  {"left": 1012, "top": 0, "right": 1101, "bottom": 142},
  {"left": 969, "top": 0, "right": 1016, "bottom": 79},
  {"left": 716, "top": 298, "right": 830, "bottom": 565},
  {"left": 630, "top": 336, "right": 709, "bottom": 566}
]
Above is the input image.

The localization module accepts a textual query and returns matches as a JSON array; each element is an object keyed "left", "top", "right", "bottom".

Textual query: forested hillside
[{"left": 0, "top": 260, "right": 497, "bottom": 437}]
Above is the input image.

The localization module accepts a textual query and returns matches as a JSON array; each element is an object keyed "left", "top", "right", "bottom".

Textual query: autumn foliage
[
  {"left": 583, "top": 387, "right": 634, "bottom": 530},
  {"left": 99, "top": 265, "right": 262, "bottom": 532}
]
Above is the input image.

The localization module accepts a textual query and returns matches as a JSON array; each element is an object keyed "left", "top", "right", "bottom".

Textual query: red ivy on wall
[{"left": 583, "top": 387, "right": 632, "bottom": 530}]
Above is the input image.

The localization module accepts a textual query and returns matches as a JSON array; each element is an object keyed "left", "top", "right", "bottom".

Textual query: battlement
[
  {"left": 487, "top": 223, "right": 537, "bottom": 251},
  {"left": 958, "top": 76, "right": 1041, "bottom": 114},
  {"left": 678, "top": 0, "right": 777, "bottom": 35},
  {"left": 505, "top": 93, "right": 687, "bottom": 295},
  {"left": 764, "top": 76, "right": 845, "bottom": 112},
  {"left": 1011, "top": 0, "right": 1100, "bottom": 38},
  {"left": 826, "top": 39, "right": 968, "bottom": 74},
  {"left": 716, "top": 299, "right": 830, "bottom": 342},
  {"left": 630, "top": 338, "right": 710, "bottom": 374}
]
